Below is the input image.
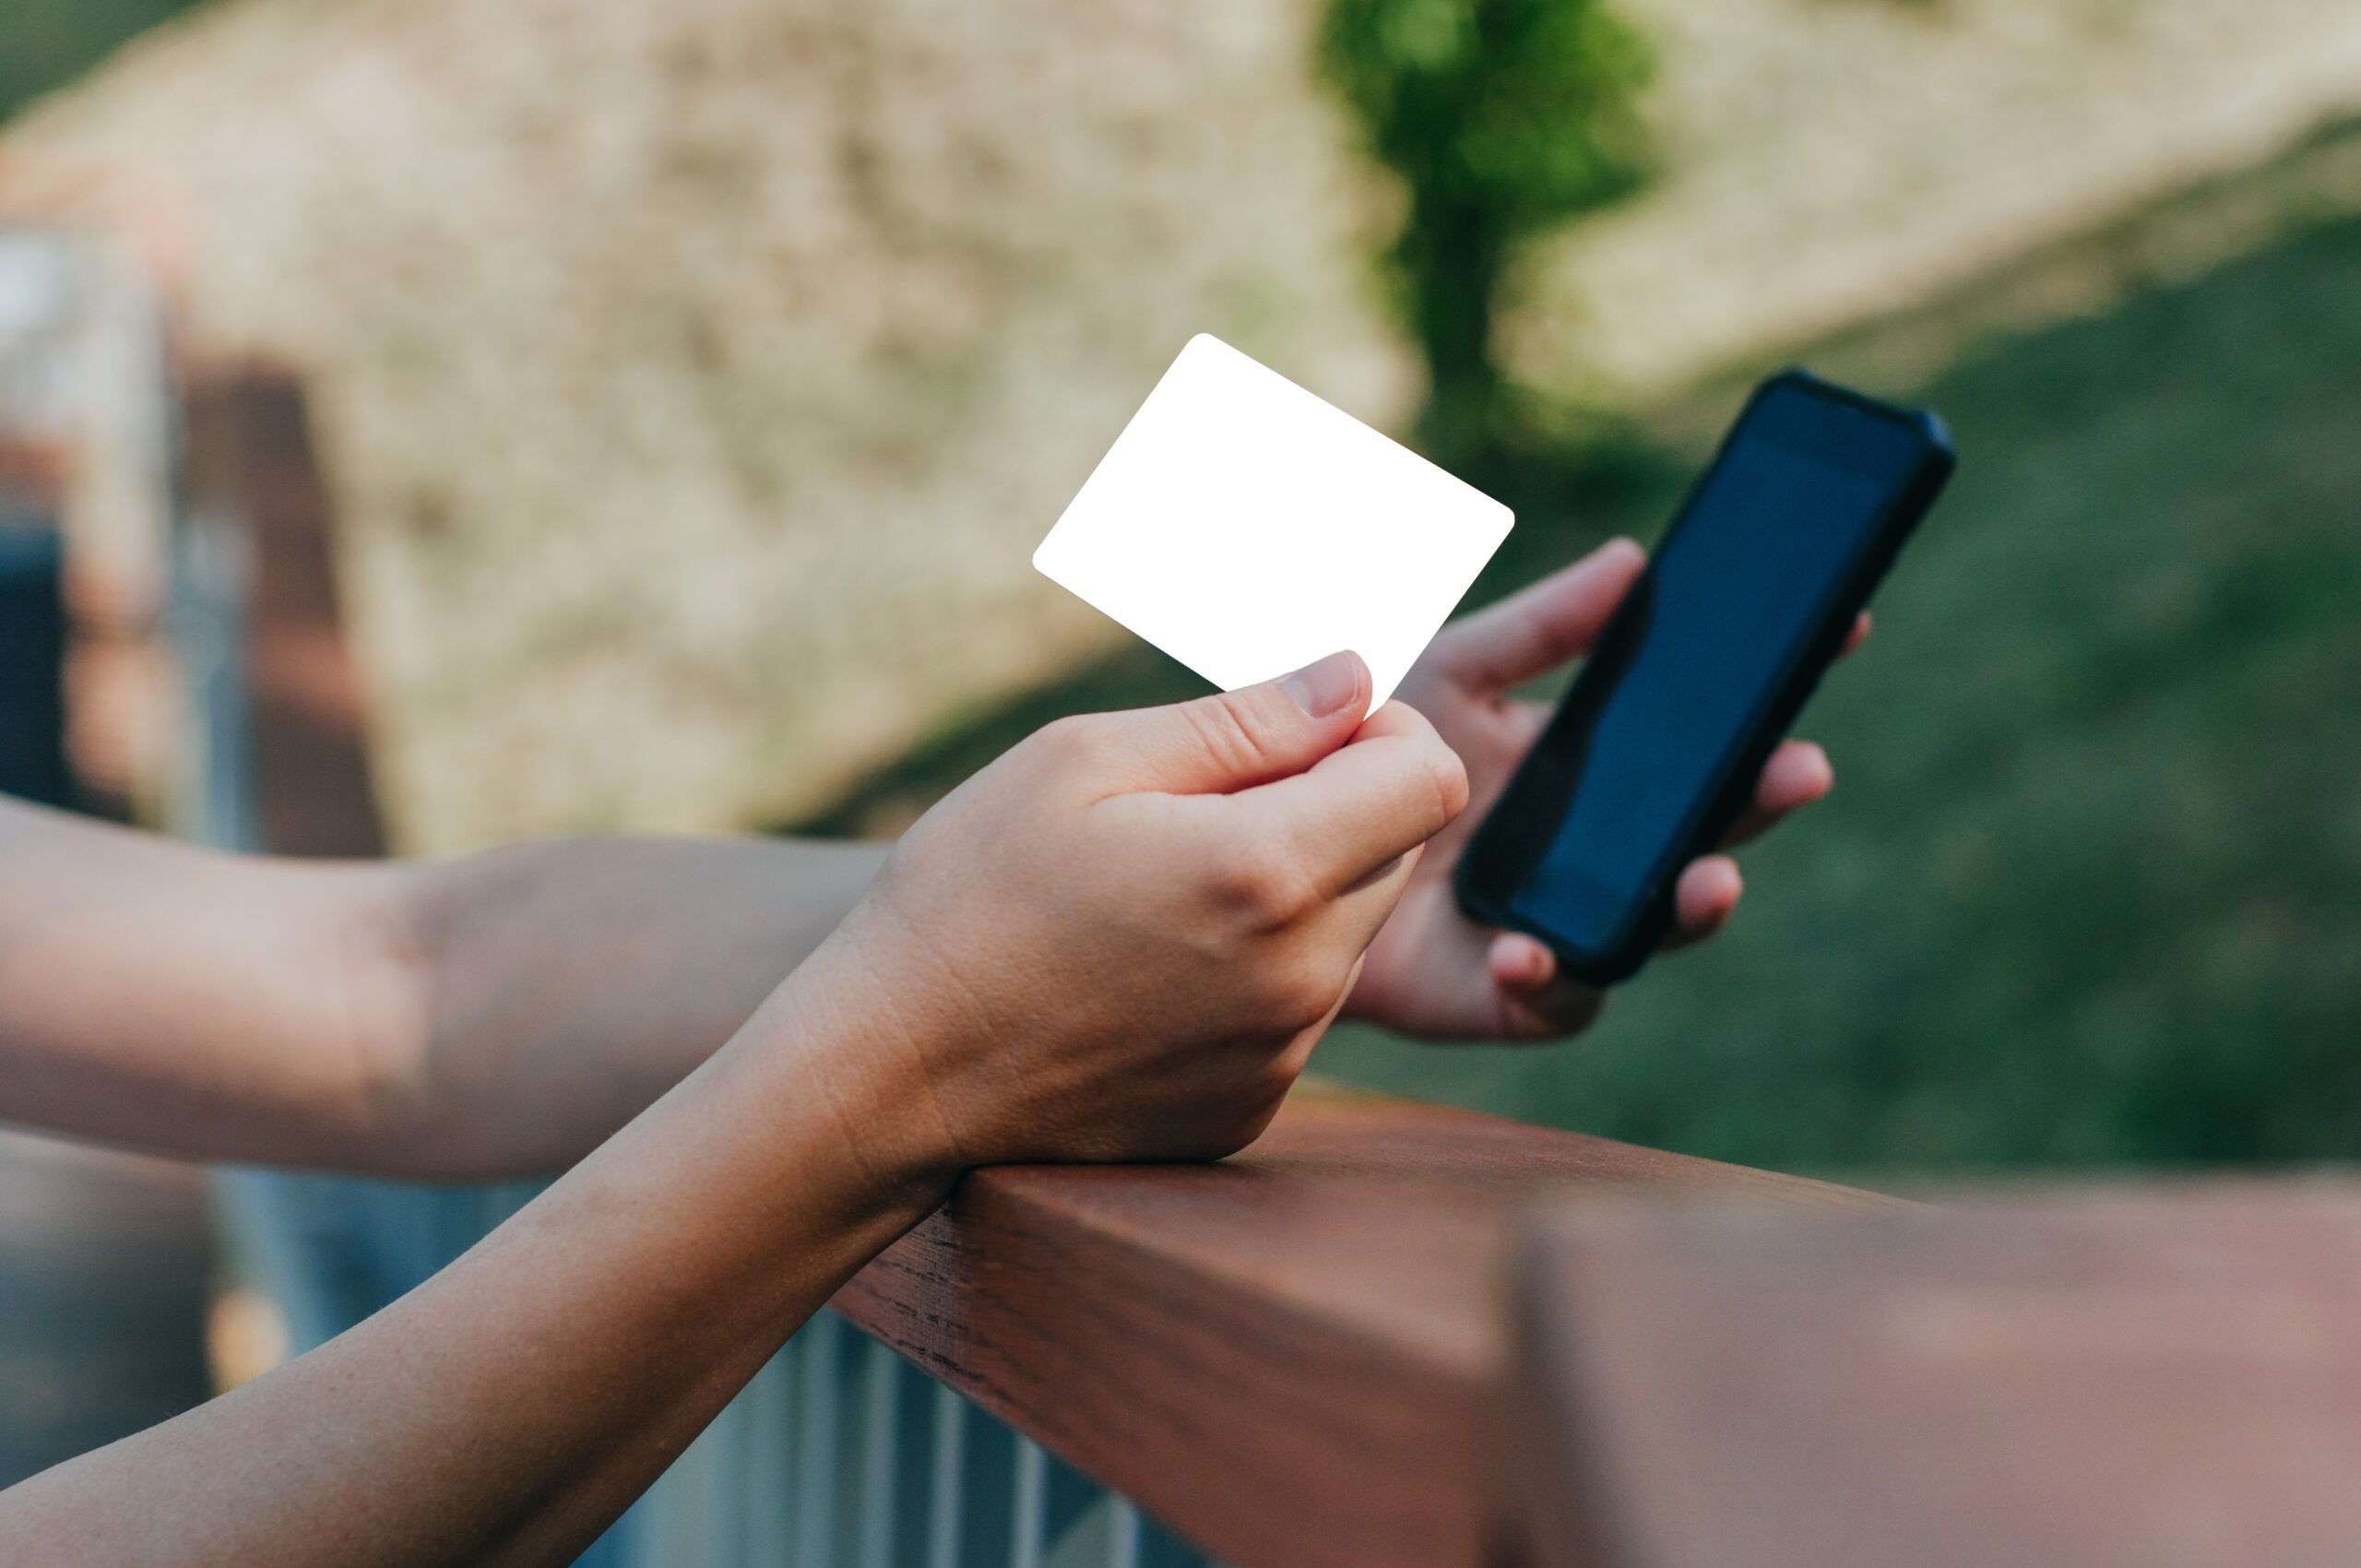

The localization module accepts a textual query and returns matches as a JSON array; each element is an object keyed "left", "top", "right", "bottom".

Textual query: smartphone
[{"left": 1454, "top": 369, "right": 1954, "bottom": 986}]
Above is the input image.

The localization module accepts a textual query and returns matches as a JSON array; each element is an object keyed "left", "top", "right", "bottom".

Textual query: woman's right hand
[{"left": 771, "top": 650, "right": 1467, "bottom": 1179}]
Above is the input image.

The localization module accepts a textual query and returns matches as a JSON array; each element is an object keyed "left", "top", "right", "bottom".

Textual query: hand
[
  {"left": 786, "top": 651, "right": 1467, "bottom": 1172},
  {"left": 1344, "top": 538, "right": 1865, "bottom": 1041}
]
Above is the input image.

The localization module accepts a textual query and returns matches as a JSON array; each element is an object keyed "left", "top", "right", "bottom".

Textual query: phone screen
[{"left": 1464, "top": 379, "right": 1942, "bottom": 963}]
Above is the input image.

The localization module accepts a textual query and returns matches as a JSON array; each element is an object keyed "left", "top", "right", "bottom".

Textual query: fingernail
[{"left": 1279, "top": 650, "right": 1361, "bottom": 719}]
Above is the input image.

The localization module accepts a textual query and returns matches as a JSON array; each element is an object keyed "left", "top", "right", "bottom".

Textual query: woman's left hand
[{"left": 1343, "top": 536, "right": 1866, "bottom": 1041}]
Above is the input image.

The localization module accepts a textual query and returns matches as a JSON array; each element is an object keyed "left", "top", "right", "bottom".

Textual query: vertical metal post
[
  {"left": 742, "top": 1349, "right": 797, "bottom": 1568},
  {"left": 792, "top": 1316, "right": 841, "bottom": 1567},
  {"left": 856, "top": 1336, "right": 900, "bottom": 1568},
  {"left": 1008, "top": 1435, "right": 1047, "bottom": 1568},
  {"left": 924, "top": 1379, "right": 967, "bottom": 1568},
  {"left": 1104, "top": 1498, "right": 1143, "bottom": 1568},
  {"left": 692, "top": 1396, "right": 750, "bottom": 1568}
]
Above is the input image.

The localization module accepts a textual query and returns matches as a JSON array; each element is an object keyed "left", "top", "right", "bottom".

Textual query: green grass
[
  {"left": 0, "top": 0, "right": 201, "bottom": 125},
  {"left": 799, "top": 135, "right": 2361, "bottom": 1179}
]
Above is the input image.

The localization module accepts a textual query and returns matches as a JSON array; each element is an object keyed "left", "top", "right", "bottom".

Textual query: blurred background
[{"left": 4, "top": 0, "right": 2356, "bottom": 1177}]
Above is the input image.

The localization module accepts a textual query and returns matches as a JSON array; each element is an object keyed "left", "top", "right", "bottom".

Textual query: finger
[
  {"left": 1488, "top": 931, "right": 1556, "bottom": 992},
  {"left": 1507, "top": 698, "right": 1552, "bottom": 751},
  {"left": 1722, "top": 740, "right": 1833, "bottom": 847},
  {"left": 1090, "top": 650, "right": 1370, "bottom": 796},
  {"left": 1243, "top": 700, "right": 1470, "bottom": 896},
  {"left": 1662, "top": 855, "right": 1742, "bottom": 949},
  {"left": 1499, "top": 980, "right": 1608, "bottom": 1040},
  {"left": 1430, "top": 537, "right": 1646, "bottom": 693},
  {"left": 1484, "top": 934, "right": 1608, "bottom": 1039},
  {"left": 1842, "top": 611, "right": 1872, "bottom": 657}
]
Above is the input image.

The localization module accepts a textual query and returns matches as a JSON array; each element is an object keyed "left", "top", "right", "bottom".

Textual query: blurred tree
[{"left": 1318, "top": 0, "right": 1655, "bottom": 477}]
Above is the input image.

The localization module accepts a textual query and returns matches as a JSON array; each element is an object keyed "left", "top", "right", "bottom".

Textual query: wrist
[{"left": 722, "top": 919, "right": 985, "bottom": 1222}]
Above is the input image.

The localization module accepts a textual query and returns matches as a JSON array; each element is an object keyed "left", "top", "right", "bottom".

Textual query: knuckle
[
  {"left": 1273, "top": 968, "right": 1345, "bottom": 1031},
  {"left": 1258, "top": 849, "right": 1323, "bottom": 926},
  {"left": 1202, "top": 838, "right": 1268, "bottom": 913},
  {"left": 1393, "top": 735, "right": 1469, "bottom": 835},
  {"left": 1186, "top": 694, "right": 1276, "bottom": 778},
  {"left": 1208, "top": 841, "right": 1317, "bottom": 928},
  {"left": 1030, "top": 714, "right": 1109, "bottom": 775},
  {"left": 1419, "top": 739, "right": 1471, "bottom": 827}
]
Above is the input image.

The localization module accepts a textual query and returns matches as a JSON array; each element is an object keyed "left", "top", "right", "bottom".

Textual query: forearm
[
  {"left": 0, "top": 940, "right": 945, "bottom": 1568},
  {"left": 0, "top": 798, "right": 422, "bottom": 1167},
  {"left": 0, "top": 794, "right": 887, "bottom": 1177},
  {"left": 391, "top": 834, "right": 889, "bottom": 1177}
]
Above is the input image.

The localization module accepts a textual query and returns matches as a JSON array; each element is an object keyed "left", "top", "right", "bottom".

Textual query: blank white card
[{"left": 1033, "top": 334, "right": 1513, "bottom": 708}]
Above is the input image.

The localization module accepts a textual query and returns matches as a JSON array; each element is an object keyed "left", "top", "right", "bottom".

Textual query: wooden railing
[
  {"left": 1515, "top": 1184, "right": 2361, "bottom": 1568},
  {"left": 839, "top": 1085, "right": 1878, "bottom": 1568}
]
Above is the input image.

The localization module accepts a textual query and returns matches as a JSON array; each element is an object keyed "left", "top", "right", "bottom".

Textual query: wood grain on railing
[
  {"left": 836, "top": 1079, "right": 1881, "bottom": 1568},
  {"left": 1513, "top": 1184, "right": 2361, "bottom": 1568}
]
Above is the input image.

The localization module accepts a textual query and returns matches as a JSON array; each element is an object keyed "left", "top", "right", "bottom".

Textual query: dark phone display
[{"left": 1470, "top": 385, "right": 1933, "bottom": 956}]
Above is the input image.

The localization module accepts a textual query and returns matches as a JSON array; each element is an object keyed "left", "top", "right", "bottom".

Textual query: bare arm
[
  {"left": 395, "top": 833, "right": 889, "bottom": 1175},
  {"left": 0, "top": 795, "right": 884, "bottom": 1177},
  {"left": 4, "top": 959, "right": 936, "bottom": 1568},
  {"left": 1, "top": 658, "right": 1464, "bottom": 1568}
]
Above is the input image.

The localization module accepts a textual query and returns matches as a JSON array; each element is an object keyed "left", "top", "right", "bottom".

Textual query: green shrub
[{"left": 1317, "top": 0, "right": 1654, "bottom": 472}]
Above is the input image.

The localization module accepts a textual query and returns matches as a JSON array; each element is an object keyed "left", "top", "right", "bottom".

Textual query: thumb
[{"left": 1101, "top": 650, "right": 1370, "bottom": 795}]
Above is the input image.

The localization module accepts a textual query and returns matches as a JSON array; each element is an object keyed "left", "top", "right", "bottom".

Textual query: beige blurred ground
[
  {"left": 1519, "top": 0, "right": 2361, "bottom": 403},
  {"left": 6, "top": 0, "right": 2359, "bottom": 851}
]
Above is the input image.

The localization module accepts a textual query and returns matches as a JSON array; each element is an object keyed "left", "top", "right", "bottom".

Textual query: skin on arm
[
  {"left": 0, "top": 653, "right": 1467, "bottom": 1568},
  {"left": 0, "top": 797, "right": 887, "bottom": 1177},
  {"left": 0, "top": 801, "right": 427, "bottom": 1169},
  {"left": 396, "top": 833, "right": 891, "bottom": 1175}
]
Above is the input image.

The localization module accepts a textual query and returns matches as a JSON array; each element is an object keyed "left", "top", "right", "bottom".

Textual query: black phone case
[{"left": 1453, "top": 369, "right": 1955, "bottom": 987}]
